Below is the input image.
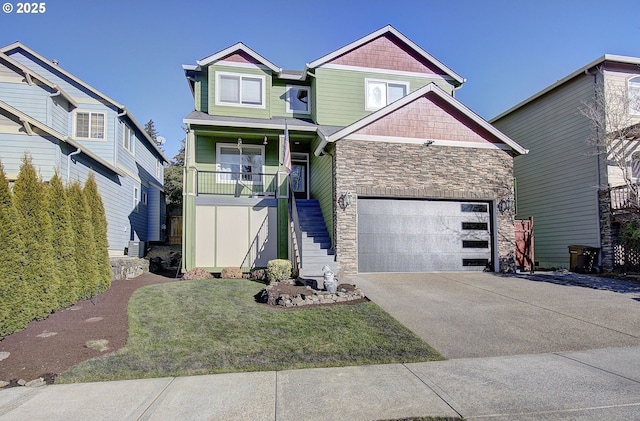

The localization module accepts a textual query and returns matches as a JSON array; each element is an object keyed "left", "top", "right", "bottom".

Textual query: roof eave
[{"left": 196, "top": 42, "right": 281, "bottom": 73}]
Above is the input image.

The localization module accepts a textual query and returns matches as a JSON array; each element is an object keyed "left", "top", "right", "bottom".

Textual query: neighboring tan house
[
  {"left": 0, "top": 42, "right": 168, "bottom": 256},
  {"left": 492, "top": 55, "right": 640, "bottom": 271},
  {"left": 182, "top": 25, "right": 527, "bottom": 277}
]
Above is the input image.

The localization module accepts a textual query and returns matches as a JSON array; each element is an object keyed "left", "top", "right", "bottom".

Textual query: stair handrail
[{"left": 288, "top": 178, "right": 302, "bottom": 275}]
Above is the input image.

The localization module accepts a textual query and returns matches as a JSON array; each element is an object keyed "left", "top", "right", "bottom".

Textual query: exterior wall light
[
  {"left": 498, "top": 196, "right": 514, "bottom": 213},
  {"left": 338, "top": 191, "right": 353, "bottom": 210}
]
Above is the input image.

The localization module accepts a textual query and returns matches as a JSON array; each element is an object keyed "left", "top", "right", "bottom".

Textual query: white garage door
[{"left": 357, "top": 199, "right": 492, "bottom": 272}]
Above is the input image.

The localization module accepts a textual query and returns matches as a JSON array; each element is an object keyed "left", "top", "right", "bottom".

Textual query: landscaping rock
[
  {"left": 25, "top": 378, "right": 45, "bottom": 388},
  {"left": 221, "top": 267, "right": 243, "bottom": 279},
  {"left": 0, "top": 352, "right": 9, "bottom": 361},
  {"left": 258, "top": 281, "right": 366, "bottom": 308}
]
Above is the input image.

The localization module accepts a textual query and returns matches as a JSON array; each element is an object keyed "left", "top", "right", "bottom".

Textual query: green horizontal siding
[
  {"left": 310, "top": 137, "right": 334, "bottom": 245},
  {"left": 314, "top": 67, "right": 454, "bottom": 126}
]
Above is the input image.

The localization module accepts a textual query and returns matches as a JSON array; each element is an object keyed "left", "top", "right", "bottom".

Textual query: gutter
[{"left": 67, "top": 148, "right": 81, "bottom": 183}]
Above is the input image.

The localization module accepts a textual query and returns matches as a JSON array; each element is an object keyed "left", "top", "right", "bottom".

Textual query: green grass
[{"left": 58, "top": 279, "right": 443, "bottom": 383}]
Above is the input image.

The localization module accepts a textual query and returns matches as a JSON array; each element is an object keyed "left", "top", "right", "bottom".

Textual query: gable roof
[
  {"left": 196, "top": 42, "right": 281, "bottom": 73},
  {"left": 0, "top": 99, "right": 126, "bottom": 176},
  {"left": 0, "top": 52, "right": 78, "bottom": 108},
  {"left": 315, "top": 83, "right": 528, "bottom": 156},
  {"left": 0, "top": 42, "right": 168, "bottom": 163},
  {"left": 491, "top": 54, "right": 640, "bottom": 122},
  {"left": 306, "top": 25, "right": 465, "bottom": 86}
]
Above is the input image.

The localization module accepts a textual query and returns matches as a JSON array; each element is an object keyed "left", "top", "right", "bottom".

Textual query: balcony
[
  {"left": 195, "top": 170, "right": 281, "bottom": 197},
  {"left": 609, "top": 184, "right": 640, "bottom": 218}
]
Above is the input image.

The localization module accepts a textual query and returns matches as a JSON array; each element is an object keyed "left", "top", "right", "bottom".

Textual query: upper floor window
[
  {"left": 156, "top": 160, "right": 162, "bottom": 179},
  {"left": 75, "top": 111, "right": 105, "bottom": 140},
  {"left": 286, "top": 85, "right": 310, "bottom": 114},
  {"left": 629, "top": 76, "right": 640, "bottom": 115},
  {"left": 365, "top": 79, "right": 409, "bottom": 111},
  {"left": 123, "top": 124, "right": 135, "bottom": 154},
  {"left": 216, "top": 71, "right": 265, "bottom": 108}
]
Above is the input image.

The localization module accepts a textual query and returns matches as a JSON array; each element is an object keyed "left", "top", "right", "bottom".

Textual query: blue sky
[{"left": 1, "top": 0, "right": 639, "bottom": 159}]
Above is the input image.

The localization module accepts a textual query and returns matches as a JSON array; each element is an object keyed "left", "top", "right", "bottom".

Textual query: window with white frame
[
  {"left": 216, "top": 143, "right": 264, "bottom": 183},
  {"left": 629, "top": 76, "right": 640, "bottom": 115},
  {"left": 74, "top": 111, "right": 105, "bottom": 139},
  {"left": 156, "top": 160, "right": 162, "bottom": 179},
  {"left": 286, "top": 85, "right": 311, "bottom": 114},
  {"left": 123, "top": 124, "right": 135, "bottom": 154},
  {"left": 216, "top": 71, "right": 265, "bottom": 107},
  {"left": 133, "top": 186, "right": 139, "bottom": 212},
  {"left": 365, "top": 79, "right": 409, "bottom": 110}
]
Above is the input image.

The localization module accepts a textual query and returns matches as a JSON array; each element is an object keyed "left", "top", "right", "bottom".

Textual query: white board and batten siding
[
  {"left": 493, "top": 74, "right": 601, "bottom": 268},
  {"left": 194, "top": 204, "right": 278, "bottom": 270}
]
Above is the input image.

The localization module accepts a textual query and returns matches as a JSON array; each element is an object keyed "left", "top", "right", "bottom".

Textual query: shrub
[
  {"left": 182, "top": 267, "right": 214, "bottom": 280},
  {"left": 68, "top": 181, "right": 97, "bottom": 300},
  {"left": 84, "top": 172, "right": 112, "bottom": 293},
  {"left": 220, "top": 267, "right": 243, "bottom": 279},
  {"left": 266, "top": 259, "right": 292, "bottom": 284},
  {"left": 13, "top": 154, "right": 59, "bottom": 319}
]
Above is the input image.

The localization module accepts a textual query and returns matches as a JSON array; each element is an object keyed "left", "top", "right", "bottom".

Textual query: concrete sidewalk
[{"left": 1, "top": 346, "right": 639, "bottom": 420}]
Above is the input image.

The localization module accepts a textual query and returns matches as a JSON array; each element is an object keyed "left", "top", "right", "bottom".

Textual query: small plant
[
  {"left": 266, "top": 259, "right": 292, "bottom": 284},
  {"left": 85, "top": 339, "right": 109, "bottom": 352},
  {"left": 182, "top": 267, "right": 214, "bottom": 280},
  {"left": 220, "top": 267, "right": 243, "bottom": 279}
]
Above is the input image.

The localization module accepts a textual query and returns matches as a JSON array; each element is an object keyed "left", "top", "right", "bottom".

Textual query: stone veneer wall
[{"left": 333, "top": 140, "right": 516, "bottom": 275}]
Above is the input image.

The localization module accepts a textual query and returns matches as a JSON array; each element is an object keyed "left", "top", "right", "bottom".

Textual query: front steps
[{"left": 295, "top": 200, "right": 338, "bottom": 279}]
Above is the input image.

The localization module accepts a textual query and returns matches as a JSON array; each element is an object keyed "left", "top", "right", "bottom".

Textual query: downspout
[
  {"left": 586, "top": 67, "right": 605, "bottom": 269},
  {"left": 116, "top": 110, "right": 126, "bottom": 168},
  {"left": 67, "top": 147, "right": 81, "bottom": 183}
]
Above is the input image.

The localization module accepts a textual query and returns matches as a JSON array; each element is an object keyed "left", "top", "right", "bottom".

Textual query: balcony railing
[
  {"left": 196, "top": 170, "right": 280, "bottom": 197},
  {"left": 610, "top": 183, "right": 640, "bottom": 212}
]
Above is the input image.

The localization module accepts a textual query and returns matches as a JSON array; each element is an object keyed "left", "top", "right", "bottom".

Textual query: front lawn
[{"left": 58, "top": 279, "right": 443, "bottom": 383}]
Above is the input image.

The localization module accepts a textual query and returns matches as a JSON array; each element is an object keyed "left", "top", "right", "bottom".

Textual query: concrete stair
[{"left": 295, "top": 199, "right": 337, "bottom": 279}]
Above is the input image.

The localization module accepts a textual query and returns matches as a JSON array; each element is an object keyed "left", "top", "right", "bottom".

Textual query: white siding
[{"left": 494, "top": 74, "right": 600, "bottom": 269}]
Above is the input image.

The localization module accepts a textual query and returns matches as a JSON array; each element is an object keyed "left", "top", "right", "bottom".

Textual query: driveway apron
[{"left": 346, "top": 272, "right": 640, "bottom": 359}]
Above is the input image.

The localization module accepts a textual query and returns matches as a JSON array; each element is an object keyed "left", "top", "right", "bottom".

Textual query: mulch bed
[{"left": 0, "top": 272, "right": 179, "bottom": 386}]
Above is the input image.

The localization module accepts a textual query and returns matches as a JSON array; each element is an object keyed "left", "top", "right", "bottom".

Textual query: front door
[{"left": 291, "top": 154, "right": 308, "bottom": 200}]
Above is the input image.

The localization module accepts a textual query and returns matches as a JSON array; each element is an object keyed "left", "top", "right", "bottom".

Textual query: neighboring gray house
[
  {"left": 492, "top": 55, "right": 640, "bottom": 271},
  {"left": 0, "top": 42, "right": 168, "bottom": 256}
]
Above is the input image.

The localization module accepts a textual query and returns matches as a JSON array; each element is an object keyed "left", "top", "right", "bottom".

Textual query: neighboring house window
[
  {"left": 133, "top": 186, "right": 139, "bottom": 212},
  {"left": 216, "top": 143, "right": 264, "bottom": 183},
  {"left": 216, "top": 71, "right": 265, "bottom": 108},
  {"left": 123, "top": 124, "right": 135, "bottom": 154},
  {"left": 365, "top": 79, "right": 409, "bottom": 110},
  {"left": 286, "top": 85, "right": 311, "bottom": 114},
  {"left": 142, "top": 191, "right": 148, "bottom": 205},
  {"left": 156, "top": 160, "right": 162, "bottom": 179},
  {"left": 75, "top": 111, "right": 105, "bottom": 139},
  {"left": 629, "top": 76, "right": 640, "bottom": 115}
]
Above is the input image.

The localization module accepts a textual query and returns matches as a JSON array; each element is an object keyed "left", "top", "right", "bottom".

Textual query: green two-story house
[{"left": 182, "top": 25, "right": 527, "bottom": 277}]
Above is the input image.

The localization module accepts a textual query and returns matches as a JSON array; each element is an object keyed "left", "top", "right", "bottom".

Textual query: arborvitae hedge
[
  {"left": 68, "top": 180, "right": 97, "bottom": 300},
  {"left": 84, "top": 173, "right": 112, "bottom": 293},
  {"left": 0, "top": 163, "right": 28, "bottom": 337},
  {"left": 0, "top": 157, "right": 114, "bottom": 338},
  {"left": 12, "top": 155, "right": 60, "bottom": 320},
  {"left": 48, "top": 171, "right": 80, "bottom": 307}
]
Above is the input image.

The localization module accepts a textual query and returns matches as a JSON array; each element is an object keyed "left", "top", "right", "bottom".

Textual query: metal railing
[
  {"left": 288, "top": 178, "right": 302, "bottom": 275},
  {"left": 610, "top": 184, "right": 640, "bottom": 211},
  {"left": 196, "top": 170, "right": 278, "bottom": 197}
]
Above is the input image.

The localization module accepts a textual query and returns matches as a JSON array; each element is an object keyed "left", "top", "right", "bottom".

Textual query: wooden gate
[
  {"left": 515, "top": 217, "right": 534, "bottom": 272},
  {"left": 168, "top": 216, "right": 182, "bottom": 245}
]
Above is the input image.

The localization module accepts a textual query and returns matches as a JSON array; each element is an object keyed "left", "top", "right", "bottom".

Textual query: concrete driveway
[{"left": 346, "top": 272, "right": 640, "bottom": 359}]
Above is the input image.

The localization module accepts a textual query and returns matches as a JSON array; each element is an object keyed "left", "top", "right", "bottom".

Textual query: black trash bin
[{"left": 568, "top": 245, "right": 599, "bottom": 273}]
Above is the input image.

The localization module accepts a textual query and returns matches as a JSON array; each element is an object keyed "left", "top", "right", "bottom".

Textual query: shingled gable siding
[
  {"left": 333, "top": 140, "right": 515, "bottom": 275},
  {"left": 328, "top": 34, "right": 445, "bottom": 76}
]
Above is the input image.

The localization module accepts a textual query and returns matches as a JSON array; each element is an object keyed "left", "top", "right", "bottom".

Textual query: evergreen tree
[
  {"left": 12, "top": 154, "right": 59, "bottom": 319},
  {"left": 68, "top": 181, "right": 96, "bottom": 299},
  {"left": 83, "top": 172, "right": 112, "bottom": 292},
  {"left": 144, "top": 119, "right": 159, "bottom": 142},
  {"left": 0, "top": 162, "right": 28, "bottom": 337},
  {"left": 48, "top": 171, "right": 80, "bottom": 306}
]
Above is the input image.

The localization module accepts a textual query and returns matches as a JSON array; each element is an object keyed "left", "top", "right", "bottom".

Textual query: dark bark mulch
[{"left": 0, "top": 272, "right": 179, "bottom": 386}]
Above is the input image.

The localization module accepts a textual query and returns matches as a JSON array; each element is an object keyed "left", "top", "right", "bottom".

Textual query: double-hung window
[
  {"left": 216, "top": 144, "right": 264, "bottom": 184},
  {"left": 286, "top": 85, "right": 311, "bottom": 114},
  {"left": 75, "top": 111, "right": 105, "bottom": 139},
  {"left": 629, "top": 76, "right": 640, "bottom": 115},
  {"left": 123, "top": 124, "right": 135, "bottom": 154},
  {"left": 365, "top": 79, "right": 409, "bottom": 110},
  {"left": 216, "top": 72, "right": 265, "bottom": 107}
]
